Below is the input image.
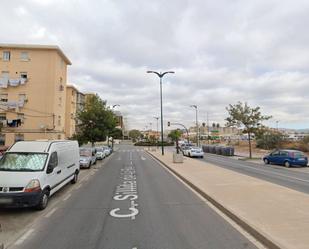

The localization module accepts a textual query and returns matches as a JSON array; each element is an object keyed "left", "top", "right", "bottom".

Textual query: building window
[
  {"left": 0, "top": 93, "right": 8, "bottom": 102},
  {"left": 57, "top": 134, "right": 61, "bottom": 140},
  {"left": 0, "top": 134, "right": 5, "bottom": 146},
  {"left": 58, "top": 116, "right": 61, "bottom": 126},
  {"left": 1, "top": 71, "right": 9, "bottom": 79},
  {"left": 0, "top": 113, "right": 6, "bottom": 121},
  {"left": 19, "top": 93, "right": 26, "bottom": 102},
  {"left": 20, "top": 72, "right": 28, "bottom": 79},
  {"left": 2, "top": 51, "right": 10, "bottom": 61},
  {"left": 20, "top": 52, "right": 29, "bottom": 61},
  {"left": 15, "top": 134, "right": 24, "bottom": 142},
  {"left": 58, "top": 97, "right": 62, "bottom": 106},
  {"left": 17, "top": 113, "right": 25, "bottom": 124}
]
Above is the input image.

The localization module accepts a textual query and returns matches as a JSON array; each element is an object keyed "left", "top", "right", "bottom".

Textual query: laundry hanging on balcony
[
  {"left": 7, "top": 119, "right": 22, "bottom": 127},
  {"left": 9, "top": 79, "right": 21, "bottom": 86},
  {"left": 0, "top": 78, "right": 8, "bottom": 88}
]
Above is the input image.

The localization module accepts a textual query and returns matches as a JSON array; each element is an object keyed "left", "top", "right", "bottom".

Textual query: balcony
[
  {"left": 0, "top": 77, "right": 27, "bottom": 88},
  {"left": 0, "top": 99, "right": 25, "bottom": 110}
]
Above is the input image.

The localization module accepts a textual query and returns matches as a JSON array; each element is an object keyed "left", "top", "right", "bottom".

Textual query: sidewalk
[{"left": 148, "top": 150, "right": 309, "bottom": 249}]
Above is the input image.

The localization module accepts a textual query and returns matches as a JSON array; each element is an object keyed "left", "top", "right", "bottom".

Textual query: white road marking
[
  {"left": 44, "top": 207, "right": 57, "bottom": 218},
  {"left": 141, "top": 156, "right": 146, "bottom": 161},
  {"left": 14, "top": 228, "right": 35, "bottom": 245},
  {"left": 63, "top": 193, "right": 72, "bottom": 201},
  {"left": 151, "top": 154, "right": 267, "bottom": 249},
  {"left": 212, "top": 156, "right": 309, "bottom": 184},
  {"left": 75, "top": 183, "right": 83, "bottom": 190},
  {"left": 81, "top": 176, "right": 89, "bottom": 182}
]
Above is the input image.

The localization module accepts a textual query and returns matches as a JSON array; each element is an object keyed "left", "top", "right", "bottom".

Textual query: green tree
[
  {"left": 129, "top": 129, "right": 142, "bottom": 141},
  {"left": 226, "top": 102, "right": 271, "bottom": 158},
  {"left": 168, "top": 129, "right": 182, "bottom": 153},
  {"left": 168, "top": 129, "right": 182, "bottom": 141},
  {"left": 75, "top": 94, "right": 116, "bottom": 146},
  {"left": 110, "top": 128, "right": 123, "bottom": 139},
  {"left": 256, "top": 130, "right": 284, "bottom": 150}
]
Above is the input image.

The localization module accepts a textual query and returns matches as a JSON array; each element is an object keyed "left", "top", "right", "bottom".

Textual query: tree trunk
[
  {"left": 176, "top": 138, "right": 179, "bottom": 154},
  {"left": 248, "top": 132, "right": 252, "bottom": 159}
]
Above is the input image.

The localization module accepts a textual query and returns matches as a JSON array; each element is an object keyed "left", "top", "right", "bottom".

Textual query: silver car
[{"left": 79, "top": 148, "right": 96, "bottom": 168}]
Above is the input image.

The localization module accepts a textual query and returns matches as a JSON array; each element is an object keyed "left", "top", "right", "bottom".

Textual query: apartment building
[
  {"left": 65, "top": 85, "right": 85, "bottom": 138},
  {"left": 0, "top": 44, "right": 71, "bottom": 146}
]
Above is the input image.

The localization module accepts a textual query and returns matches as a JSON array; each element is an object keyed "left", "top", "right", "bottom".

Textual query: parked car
[
  {"left": 0, "top": 140, "right": 80, "bottom": 210},
  {"left": 95, "top": 147, "right": 106, "bottom": 160},
  {"left": 79, "top": 148, "right": 96, "bottom": 168},
  {"left": 183, "top": 146, "right": 204, "bottom": 158},
  {"left": 263, "top": 149, "right": 308, "bottom": 167},
  {"left": 102, "top": 146, "right": 112, "bottom": 156},
  {"left": 180, "top": 143, "right": 193, "bottom": 152}
]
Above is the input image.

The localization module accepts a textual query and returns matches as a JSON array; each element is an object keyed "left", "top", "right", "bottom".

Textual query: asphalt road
[
  {"left": 9, "top": 145, "right": 259, "bottom": 249},
  {"left": 197, "top": 152, "right": 309, "bottom": 194}
]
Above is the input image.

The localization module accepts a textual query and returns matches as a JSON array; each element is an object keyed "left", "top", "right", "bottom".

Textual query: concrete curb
[{"left": 146, "top": 151, "right": 281, "bottom": 249}]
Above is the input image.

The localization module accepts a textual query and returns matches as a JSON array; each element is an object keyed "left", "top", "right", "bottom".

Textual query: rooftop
[{"left": 0, "top": 43, "right": 72, "bottom": 65}]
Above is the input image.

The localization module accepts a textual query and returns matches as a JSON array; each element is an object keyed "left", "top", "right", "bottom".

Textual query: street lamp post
[
  {"left": 153, "top": 116, "right": 159, "bottom": 148},
  {"left": 147, "top": 70, "right": 175, "bottom": 155},
  {"left": 190, "top": 105, "right": 199, "bottom": 147},
  {"left": 108, "top": 104, "right": 120, "bottom": 146}
]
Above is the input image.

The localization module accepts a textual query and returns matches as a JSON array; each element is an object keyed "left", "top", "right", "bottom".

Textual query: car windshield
[
  {"left": 0, "top": 152, "right": 48, "bottom": 171},
  {"left": 191, "top": 147, "right": 200, "bottom": 150}
]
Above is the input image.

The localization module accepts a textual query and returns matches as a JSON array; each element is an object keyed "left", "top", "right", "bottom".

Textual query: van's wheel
[
  {"left": 36, "top": 189, "right": 49, "bottom": 210},
  {"left": 71, "top": 172, "right": 78, "bottom": 184},
  {"left": 264, "top": 159, "right": 269, "bottom": 164},
  {"left": 284, "top": 161, "right": 291, "bottom": 168}
]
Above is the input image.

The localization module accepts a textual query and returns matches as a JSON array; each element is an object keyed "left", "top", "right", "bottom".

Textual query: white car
[
  {"left": 95, "top": 147, "right": 106, "bottom": 160},
  {"left": 0, "top": 140, "right": 80, "bottom": 210},
  {"left": 102, "top": 146, "right": 111, "bottom": 156},
  {"left": 183, "top": 146, "right": 204, "bottom": 158}
]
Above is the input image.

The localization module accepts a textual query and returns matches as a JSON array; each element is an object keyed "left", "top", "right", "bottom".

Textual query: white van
[{"left": 0, "top": 140, "right": 80, "bottom": 210}]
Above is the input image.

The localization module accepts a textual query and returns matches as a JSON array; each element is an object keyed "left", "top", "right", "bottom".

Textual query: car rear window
[{"left": 292, "top": 152, "right": 305, "bottom": 158}]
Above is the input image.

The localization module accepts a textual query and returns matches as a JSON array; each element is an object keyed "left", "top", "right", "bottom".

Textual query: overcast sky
[{"left": 1, "top": 0, "right": 309, "bottom": 130}]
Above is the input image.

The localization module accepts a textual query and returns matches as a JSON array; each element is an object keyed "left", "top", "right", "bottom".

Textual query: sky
[{"left": 1, "top": 0, "right": 309, "bottom": 130}]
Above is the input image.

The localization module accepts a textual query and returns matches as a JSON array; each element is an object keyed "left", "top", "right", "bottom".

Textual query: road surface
[{"left": 9, "top": 145, "right": 258, "bottom": 249}]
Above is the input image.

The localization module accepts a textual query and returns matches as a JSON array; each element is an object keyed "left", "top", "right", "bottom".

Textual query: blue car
[{"left": 263, "top": 149, "right": 308, "bottom": 167}]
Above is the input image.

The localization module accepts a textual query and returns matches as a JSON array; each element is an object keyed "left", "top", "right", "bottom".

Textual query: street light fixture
[
  {"left": 112, "top": 104, "right": 120, "bottom": 109},
  {"left": 190, "top": 105, "right": 199, "bottom": 147},
  {"left": 108, "top": 104, "right": 121, "bottom": 146},
  {"left": 147, "top": 70, "right": 175, "bottom": 155}
]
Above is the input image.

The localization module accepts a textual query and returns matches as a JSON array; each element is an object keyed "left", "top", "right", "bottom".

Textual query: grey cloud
[{"left": 1, "top": 0, "right": 309, "bottom": 129}]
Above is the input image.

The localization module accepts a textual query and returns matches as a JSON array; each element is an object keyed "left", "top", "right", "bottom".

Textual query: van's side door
[{"left": 46, "top": 151, "right": 61, "bottom": 193}]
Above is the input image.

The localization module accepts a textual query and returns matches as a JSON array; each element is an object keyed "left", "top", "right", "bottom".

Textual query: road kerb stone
[{"left": 146, "top": 150, "right": 309, "bottom": 249}]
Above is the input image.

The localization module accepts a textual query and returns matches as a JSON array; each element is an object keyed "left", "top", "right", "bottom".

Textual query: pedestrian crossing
[{"left": 118, "top": 149, "right": 144, "bottom": 152}]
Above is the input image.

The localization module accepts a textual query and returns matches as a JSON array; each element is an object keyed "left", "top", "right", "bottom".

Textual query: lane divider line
[
  {"left": 44, "top": 207, "right": 58, "bottom": 218},
  {"left": 145, "top": 151, "right": 280, "bottom": 249},
  {"left": 62, "top": 193, "right": 72, "bottom": 201},
  {"left": 14, "top": 228, "right": 35, "bottom": 246}
]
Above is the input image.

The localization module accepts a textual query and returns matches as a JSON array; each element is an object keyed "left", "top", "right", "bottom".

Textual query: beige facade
[
  {"left": 65, "top": 85, "right": 85, "bottom": 138},
  {"left": 0, "top": 44, "right": 71, "bottom": 146}
]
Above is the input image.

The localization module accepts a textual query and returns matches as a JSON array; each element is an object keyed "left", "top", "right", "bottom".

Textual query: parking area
[{"left": 0, "top": 155, "right": 110, "bottom": 248}]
